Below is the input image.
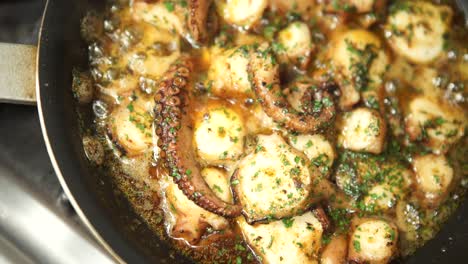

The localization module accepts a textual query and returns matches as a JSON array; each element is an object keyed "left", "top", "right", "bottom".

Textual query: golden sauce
[{"left": 76, "top": 0, "right": 468, "bottom": 263}]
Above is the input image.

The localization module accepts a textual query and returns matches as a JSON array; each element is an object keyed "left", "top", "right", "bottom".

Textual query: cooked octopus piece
[
  {"left": 237, "top": 211, "right": 324, "bottom": 264},
  {"left": 338, "top": 107, "right": 386, "bottom": 154},
  {"left": 348, "top": 218, "right": 399, "bottom": 264},
  {"left": 249, "top": 45, "right": 336, "bottom": 133},
  {"left": 161, "top": 176, "right": 229, "bottom": 245},
  {"left": 186, "top": 0, "right": 212, "bottom": 44},
  {"left": 232, "top": 133, "right": 330, "bottom": 223},
  {"left": 385, "top": 1, "right": 453, "bottom": 64},
  {"left": 155, "top": 57, "right": 242, "bottom": 217},
  {"left": 133, "top": 0, "right": 212, "bottom": 46},
  {"left": 285, "top": 79, "right": 335, "bottom": 115}
]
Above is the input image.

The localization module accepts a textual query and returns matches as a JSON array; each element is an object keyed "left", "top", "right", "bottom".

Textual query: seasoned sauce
[{"left": 75, "top": 0, "right": 468, "bottom": 263}]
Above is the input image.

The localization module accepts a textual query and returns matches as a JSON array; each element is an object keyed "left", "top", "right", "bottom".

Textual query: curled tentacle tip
[{"left": 155, "top": 57, "right": 244, "bottom": 218}]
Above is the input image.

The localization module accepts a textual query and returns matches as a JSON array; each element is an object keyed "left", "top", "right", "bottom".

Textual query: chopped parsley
[
  {"left": 126, "top": 102, "right": 134, "bottom": 112},
  {"left": 353, "top": 240, "right": 361, "bottom": 252},
  {"left": 212, "top": 184, "right": 223, "bottom": 193},
  {"left": 164, "top": 1, "right": 175, "bottom": 12},
  {"left": 282, "top": 217, "right": 295, "bottom": 228}
]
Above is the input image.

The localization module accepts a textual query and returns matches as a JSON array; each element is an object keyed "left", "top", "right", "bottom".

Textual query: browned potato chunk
[
  {"left": 215, "top": 0, "right": 268, "bottom": 28},
  {"left": 245, "top": 104, "right": 276, "bottom": 134},
  {"left": 193, "top": 103, "right": 246, "bottom": 166},
  {"left": 107, "top": 97, "right": 154, "bottom": 156},
  {"left": 207, "top": 46, "right": 254, "bottom": 99},
  {"left": 201, "top": 167, "right": 233, "bottom": 203},
  {"left": 320, "top": 234, "right": 348, "bottom": 264},
  {"left": 329, "top": 29, "right": 389, "bottom": 109},
  {"left": 405, "top": 96, "right": 465, "bottom": 154},
  {"left": 277, "top": 22, "right": 313, "bottom": 68},
  {"left": 363, "top": 184, "right": 398, "bottom": 212},
  {"left": 238, "top": 211, "right": 324, "bottom": 264},
  {"left": 395, "top": 201, "right": 421, "bottom": 243},
  {"left": 289, "top": 134, "right": 335, "bottom": 177},
  {"left": 348, "top": 218, "right": 398, "bottom": 264},
  {"left": 385, "top": 1, "right": 453, "bottom": 64},
  {"left": 338, "top": 108, "right": 387, "bottom": 154},
  {"left": 233, "top": 133, "right": 325, "bottom": 222},
  {"left": 412, "top": 154, "right": 454, "bottom": 208}
]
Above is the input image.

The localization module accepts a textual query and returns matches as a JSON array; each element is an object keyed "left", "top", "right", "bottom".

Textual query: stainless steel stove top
[{"left": 0, "top": 1, "right": 113, "bottom": 263}]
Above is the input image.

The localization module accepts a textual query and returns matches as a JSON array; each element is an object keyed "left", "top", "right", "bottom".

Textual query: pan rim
[{"left": 35, "top": 1, "right": 125, "bottom": 263}]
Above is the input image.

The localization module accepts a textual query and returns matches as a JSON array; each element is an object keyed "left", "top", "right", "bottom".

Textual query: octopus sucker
[
  {"left": 155, "top": 56, "right": 242, "bottom": 217},
  {"left": 248, "top": 47, "right": 337, "bottom": 133}
]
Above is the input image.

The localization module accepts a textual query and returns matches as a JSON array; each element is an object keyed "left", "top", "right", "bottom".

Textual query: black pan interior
[
  {"left": 36, "top": 0, "right": 468, "bottom": 263},
  {"left": 37, "top": 0, "right": 192, "bottom": 263}
]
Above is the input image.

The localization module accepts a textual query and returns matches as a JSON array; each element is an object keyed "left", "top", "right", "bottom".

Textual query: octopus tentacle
[
  {"left": 248, "top": 47, "right": 336, "bottom": 133},
  {"left": 155, "top": 56, "right": 242, "bottom": 217},
  {"left": 187, "top": 0, "right": 212, "bottom": 45}
]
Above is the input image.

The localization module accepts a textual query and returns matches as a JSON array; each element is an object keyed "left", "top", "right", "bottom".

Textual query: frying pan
[{"left": 1, "top": 0, "right": 468, "bottom": 263}]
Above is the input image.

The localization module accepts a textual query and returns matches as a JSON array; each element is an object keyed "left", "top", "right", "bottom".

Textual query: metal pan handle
[{"left": 0, "top": 43, "right": 37, "bottom": 105}]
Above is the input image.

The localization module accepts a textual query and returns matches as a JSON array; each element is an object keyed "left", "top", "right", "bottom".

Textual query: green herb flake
[
  {"left": 353, "top": 240, "right": 361, "bottom": 252},
  {"left": 212, "top": 184, "right": 223, "bottom": 193},
  {"left": 282, "top": 217, "right": 295, "bottom": 228},
  {"left": 127, "top": 103, "right": 134, "bottom": 112},
  {"left": 164, "top": 1, "right": 175, "bottom": 12}
]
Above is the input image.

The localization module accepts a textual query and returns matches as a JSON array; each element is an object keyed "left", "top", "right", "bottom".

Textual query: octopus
[
  {"left": 249, "top": 45, "right": 337, "bottom": 133},
  {"left": 132, "top": 0, "right": 212, "bottom": 47},
  {"left": 81, "top": 0, "right": 468, "bottom": 262},
  {"left": 187, "top": 0, "right": 212, "bottom": 45},
  {"left": 154, "top": 56, "right": 243, "bottom": 217},
  {"left": 154, "top": 47, "right": 338, "bottom": 216}
]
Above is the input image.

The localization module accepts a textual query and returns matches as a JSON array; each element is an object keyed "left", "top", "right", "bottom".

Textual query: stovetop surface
[
  {"left": 0, "top": 0, "right": 44, "bottom": 45},
  {"left": 0, "top": 0, "right": 66, "bottom": 211},
  {"left": 0, "top": 2, "right": 113, "bottom": 263},
  {"left": 0, "top": 104, "right": 63, "bottom": 206}
]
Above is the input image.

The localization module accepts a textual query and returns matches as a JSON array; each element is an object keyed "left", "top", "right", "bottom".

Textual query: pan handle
[{"left": 0, "top": 43, "right": 37, "bottom": 105}]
